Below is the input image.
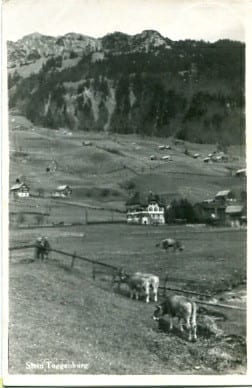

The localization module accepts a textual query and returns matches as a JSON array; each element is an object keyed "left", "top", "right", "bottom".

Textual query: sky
[{"left": 2, "top": 0, "right": 250, "bottom": 42}]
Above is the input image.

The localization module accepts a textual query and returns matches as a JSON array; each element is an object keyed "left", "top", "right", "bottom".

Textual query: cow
[
  {"left": 152, "top": 295, "right": 197, "bottom": 341},
  {"left": 156, "top": 238, "right": 184, "bottom": 252},
  {"left": 116, "top": 270, "right": 159, "bottom": 303},
  {"left": 120, "top": 272, "right": 151, "bottom": 302},
  {"left": 134, "top": 272, "right": 159, "bottom": 302}
]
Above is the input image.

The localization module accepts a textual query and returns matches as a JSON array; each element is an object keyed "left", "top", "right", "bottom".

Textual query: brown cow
[
  {"left": 153, "top": 294, "right": 197, "bottom": 341},
  {"left": 156, "top": 238, "right": 184, "bottom": 252}
]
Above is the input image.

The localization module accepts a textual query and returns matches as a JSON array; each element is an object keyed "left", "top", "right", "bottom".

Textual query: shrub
[{"left": 101, "top": 188, "right": 110, "bottom": 197}]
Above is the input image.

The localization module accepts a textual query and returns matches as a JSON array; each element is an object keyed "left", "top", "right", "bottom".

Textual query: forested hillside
[{"left": 8, "top": 31, "right": 245, "bottom": 144}]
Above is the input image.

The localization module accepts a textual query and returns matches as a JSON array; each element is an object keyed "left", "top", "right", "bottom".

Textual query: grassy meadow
[{"left": 8, "top": 114, "right": 247, "bottom": 374}]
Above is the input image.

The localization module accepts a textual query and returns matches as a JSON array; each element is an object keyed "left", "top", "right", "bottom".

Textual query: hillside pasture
[
  {"left": 9, "top": 224, "right": 246, "bottom": 374},
  {"left": 9, "top": 122, "right": 246, "bottom": 207},
  {"left": 8, "top": 116, "right": 247, "bottom": 374}
]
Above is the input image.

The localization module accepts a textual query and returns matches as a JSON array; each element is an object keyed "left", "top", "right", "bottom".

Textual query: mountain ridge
[{"left": 7, "top": 30, "right": 245, "bottom": 145}]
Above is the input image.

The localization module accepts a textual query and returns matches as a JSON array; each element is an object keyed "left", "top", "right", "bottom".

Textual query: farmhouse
[
  {"left": 52, "top": 185, "right": 72, "bottom": 198},
  {"left": 215, "top": 190, "right": 236, "bottom": 204},
  {"left": 197, "top": 188, "right": 246, "bottom": 226},
  {"left": 10, "top": 182, "right": 30, "bottom": 199},
  {"left": 225, "top": 205, "right": 245, "bottom": 227},
  {"left": 235, "top": 168, "right": 246, "bottom": 177},
  {"left": 198, "top": 200, "right": 226, "bottom": 223},
  {"left": 126, "top": 200, "right": 165, "bottom": 225},
  {"left": 161, "top": 155, "right": 171, "bottom": 161}
]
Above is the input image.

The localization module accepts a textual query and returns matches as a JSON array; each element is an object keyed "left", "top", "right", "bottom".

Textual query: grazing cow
[
  {"left": 123, "top": 273, "right": 151, "bottom": 302},
  {"left": 116, "top": 270, "right": 154, "bottom": 303},
  {"left": 153, "top": 295, "right": 197, "bottom": 341},
  {"left": 156, "top": 238, "right": 184, "bottom": 252},
  {"left": 135, "top": 272, "right": 159, "bottom": 302}
]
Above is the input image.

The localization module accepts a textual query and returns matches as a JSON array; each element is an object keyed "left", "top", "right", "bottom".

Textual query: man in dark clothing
[
  {"left": 43, "top": 237, "right": 51, "bottom": 260},
  {"left": 34, "top": 237, "right": 43, "bottom": 260}
]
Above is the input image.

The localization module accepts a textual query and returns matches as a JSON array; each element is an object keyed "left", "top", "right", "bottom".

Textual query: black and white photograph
[{"left": 1, "top": 0, "right": 251, "bottom": 385}]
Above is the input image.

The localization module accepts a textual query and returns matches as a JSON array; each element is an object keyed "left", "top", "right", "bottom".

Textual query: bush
[
  {"left": 101, "top": 188, "right": 110, "bottom": 197},
  {"left": 121, "top": 180, "right": 136, "bottom": 191}
]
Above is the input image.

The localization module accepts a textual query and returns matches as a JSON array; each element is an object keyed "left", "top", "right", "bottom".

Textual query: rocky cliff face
[{"left": 7, "top": 30, "right": 245, "bottom": 144}]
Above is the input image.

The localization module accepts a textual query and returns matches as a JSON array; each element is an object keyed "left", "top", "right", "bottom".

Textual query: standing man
[
  {"left": 43, "top": 237, "right": 51, "bottom": 260},
  {"left": 34, "top": 237, "right": 43, "bottom": 260}
]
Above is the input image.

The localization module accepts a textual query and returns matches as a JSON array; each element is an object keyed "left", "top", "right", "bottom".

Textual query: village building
[
  {"left": 235, "top": 168, "right": 246, "bottom": 177},
  {"left": 198, "top": 199, "right": 226, "bottom": 223},
  {"left": 215, "top": 190, "right": 236, "bottom": 204},
  {"left": 52, "top": 185, "right": 72, "bottom": 198},
  {"left": 225, "top": 205, "right": 245, "bottom": 227},
  {"left": 126, "top": 199, "right": 165, "bottom": 225},
  {"left": 197, "top": 188, "right": 246, "bottom": 227},
  {"left": 10, "top": 182, "right": 30, "bottom": 199}
]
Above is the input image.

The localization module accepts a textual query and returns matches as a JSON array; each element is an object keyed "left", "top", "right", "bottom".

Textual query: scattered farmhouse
[
  {"left": 225, "top": 205, "right": 244, "bottom": 227},
  {"left": 82, "top": 141, "right": 92, "bottom": 146},
  {"left": 197, "top": 189, "right": 245, "bottom": 227},
  {"left": 52, "top": 185, "right": 72, "bottom": 198},
  {"left": 215, "top": 190, "right": 236, "bottom": 203},
  {"left": 235, "top": 168, "right": 246, "bottom": 177},
  {"left": 198, "top": 199, "right": 226, "bottom": 223},
  {"left": 10, "top": 182, "right": 30, "bottom": 199},
  {"left": 161, "top": 155, "right": 172, "bottom": 161}
]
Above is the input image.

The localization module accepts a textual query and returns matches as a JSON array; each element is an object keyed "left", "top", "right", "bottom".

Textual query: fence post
[
  {"left": 163, "top": 277, "right": 167, "bottom": 297},
  {"left": 71, "top": 251, "right": 76, "bottom": 270},
  {"left": 85, "top": 209, "right": 89, "bottom": 225},
  {"left": 92, "top": 265, "right": 96, "bottom": 280}
]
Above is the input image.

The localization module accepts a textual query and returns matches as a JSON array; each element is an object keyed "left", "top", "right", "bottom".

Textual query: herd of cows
[{"left": 112, "top": 238, "right": 197, "bottom": 342}]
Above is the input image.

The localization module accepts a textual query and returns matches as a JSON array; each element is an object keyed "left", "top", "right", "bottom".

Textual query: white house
[
  {"left": 10, "top": 182, "right": 30, "bottom": 199},
  {"left": 126, "top": 201, "right": 165, "bottom": 225}
]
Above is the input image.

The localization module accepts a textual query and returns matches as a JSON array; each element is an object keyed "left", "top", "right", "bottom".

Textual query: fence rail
[{"left": 9, "top": 244, "right": 246, "bottom": 311}]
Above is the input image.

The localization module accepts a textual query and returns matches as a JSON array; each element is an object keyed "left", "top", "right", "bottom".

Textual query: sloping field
[
  {"left": 8, "top": 258, "right": 246, "bottom": 375},
  {"left": 8, "top": 115, "right": 247, "bottom": 375},
  {"left": 9, "top": 115, "right": 246, "bottom": 207},
  {"left": 9, "top": 224, "right": 246, "bottom": 374}
]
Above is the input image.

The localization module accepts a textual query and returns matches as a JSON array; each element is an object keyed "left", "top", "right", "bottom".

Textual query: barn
[
  {"left": 52, "top": 185, "right": 72, "bottom": 198},
  {"left": 225, "top": 205, "right": 244, "bottom": 227},
  {"left": 10, "top": 182, "right": 30, "bottom": 199},
  {"left": 215, "top": 190, "right": 235, "bottom": 204}
]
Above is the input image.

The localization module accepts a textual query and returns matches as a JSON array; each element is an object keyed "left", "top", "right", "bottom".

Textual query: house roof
[
  {"left": 225, "top": 205, "right": 243, "bottom": 214},
  {"left": 215, "top": 190, "right": 231, "bottom": 198},
  {"left": 236, "top": 168, "right": 246, "bottom": 175},
  {"left": 56, "top": 185, "right": 71, "bottom": 191},
  {"left": 10, "top": 182, "right": 28, "bottom": 191}
]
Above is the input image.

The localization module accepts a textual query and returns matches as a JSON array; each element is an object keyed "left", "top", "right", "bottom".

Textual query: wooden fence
[{"left": 9, "top": 244, "right": 246, "bottom": 311}]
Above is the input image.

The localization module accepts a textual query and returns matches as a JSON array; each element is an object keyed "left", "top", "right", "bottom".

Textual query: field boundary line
[
  {"left": 193, "top": 299, "right": 246, "bottom": 311},
  {"left": 9, "top": 245, "right": 246, "bottom": 312}
]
